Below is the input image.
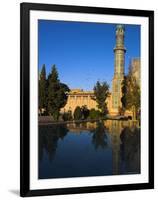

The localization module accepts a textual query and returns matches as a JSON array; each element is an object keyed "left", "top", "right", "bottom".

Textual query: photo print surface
[{"left": 38, "top": 20, "right": 141, "bottom": 179}]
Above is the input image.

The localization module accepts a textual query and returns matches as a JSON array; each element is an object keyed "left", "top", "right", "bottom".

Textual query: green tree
[
  {"left": 121, "top": 74, "right": 140, "bottom": 120},
  {"left": 120, "top": 76, "right": 127, "bottom": 115},
  {"left": 47, "top": 65, "right": 69, "bottom": 120},
  {"left": 81, "top": 105, "right": 89, "bottom": 119},
  {"left": 59, "top": 83, "right": 70, "bottom": 108},
  {"left": 89, "top": 109, "right": 101, "bottom": 120},
  {"left": 93, "top": 81, "right": 110, "bottom": 115},
  {"left": 62, "top": 110, "right": 73, "bottom": 121},
  {"left": 39, "top": 64, "right": 47, "bottom": 115},
  {"left": 74, "top": 106, "right": 82, "bottom": 120}
]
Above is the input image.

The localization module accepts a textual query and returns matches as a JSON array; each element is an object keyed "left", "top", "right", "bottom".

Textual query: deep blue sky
[{"left": 38, "top": 20, "right": 140, "bottom": 90}]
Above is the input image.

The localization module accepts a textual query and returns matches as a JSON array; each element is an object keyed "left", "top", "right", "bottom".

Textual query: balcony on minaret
[{"left": 114, "top": 46, "right": 126, "bottom": 52}]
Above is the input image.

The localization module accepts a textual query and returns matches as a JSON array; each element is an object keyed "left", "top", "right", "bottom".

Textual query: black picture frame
[{"left": 20, "top": 2, "right": 154, "bottom": 197}]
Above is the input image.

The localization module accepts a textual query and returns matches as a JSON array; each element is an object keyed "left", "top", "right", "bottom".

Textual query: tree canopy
[
  {"left": 47, "top": 65, "right": 70, "bottom": 120},
  {"left": 93, "top": 81, "right": 110, "bottom": 115},
  {"left": 73, "top": 106, "right": 82, "bottom": 120},
  {"left": 39, "top": 64, "right": 69, "bottom": 120},
  {"left": 121, "top": 73, "right": 140, "bottom": 120},
  {"left": 39, "top": 64, "right": 47, "bottom": 114}
]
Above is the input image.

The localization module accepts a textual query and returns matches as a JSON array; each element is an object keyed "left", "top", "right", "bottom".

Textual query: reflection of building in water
[
  {"left": 66, "top": 120, "right": 139, "bottom": 134},
  {"left": 104, "top": 120, "right": 139, "bottom": 175},
  {"left": 61, "top": 25, "right": 140, "bottom": 117},
  {"left": 66, "top": 121, "right": 97, "bottom": 133},
  {"left": 39, "top": 120, "right": 140, "bottom": 176},
  {"left": 105, "top": 120, "right": 122, "bottom": 174},
  {"left": 66, "top": 120, "right": 140, "bottom": 175}
]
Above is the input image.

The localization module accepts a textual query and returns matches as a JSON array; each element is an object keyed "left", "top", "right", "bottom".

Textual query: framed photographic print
[{"left": 20, "top": 2, "right": 154, "bottom": 197}]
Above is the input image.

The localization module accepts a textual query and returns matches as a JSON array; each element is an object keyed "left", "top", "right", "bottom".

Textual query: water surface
[{"left": 38, "top": 120, "right": 140, "bottom": 179}]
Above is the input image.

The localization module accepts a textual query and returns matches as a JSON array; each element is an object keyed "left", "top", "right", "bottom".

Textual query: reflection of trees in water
[
  {"left": 120, "top": 127, "right": 140, "bottom": 174},
  {"left": 91, "top": 121, "right": 108, "bottom": 150},
  {"left": 39, "top": 124, "right": 68, "bottom": 162},
  {"left": 39, "top": 120, "right": 140, "bottom": 175}
]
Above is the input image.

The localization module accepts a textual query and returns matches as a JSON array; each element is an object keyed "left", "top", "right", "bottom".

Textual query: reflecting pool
[{"left": 38, "top": 120, "right": 140, "bottom": 179}]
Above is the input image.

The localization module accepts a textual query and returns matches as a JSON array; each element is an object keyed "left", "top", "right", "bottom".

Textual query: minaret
[{"left": 112, "top": 25, "right": 126, "bottom": 115}]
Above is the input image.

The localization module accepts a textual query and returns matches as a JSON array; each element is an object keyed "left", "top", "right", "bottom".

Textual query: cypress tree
[
  {"left": 39, "top": 64, "right": 47, "bottom": 115},
  {"left": 47, "top": 65, "right": 60, "bottom": 119},
  {"left": 47, "top": 65, "right": 69, "bottom": 120}
]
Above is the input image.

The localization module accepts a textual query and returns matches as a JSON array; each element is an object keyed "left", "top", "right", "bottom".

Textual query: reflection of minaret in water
[
  {"left": 105, "top": 120, "right": 122, "bottom": 175},
  {"left": 111, "top": 121, "right": 122, "bottom": 175},
  {"left": 105, "top": 120, "right": 140, "bottom": 175},
  {"left": 112, "top": 25, "right": 126, "bottom": 115}
]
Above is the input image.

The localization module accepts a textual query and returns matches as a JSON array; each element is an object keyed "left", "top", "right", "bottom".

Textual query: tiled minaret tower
[{"left": 112, "top": 25, "right": 126, "bottom": 114}]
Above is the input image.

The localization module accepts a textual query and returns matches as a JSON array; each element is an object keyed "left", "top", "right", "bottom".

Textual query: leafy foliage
[
  {"left": 73, "top": 106, "right": 82, "bottom": 120},
  {"left": 88, "top": 109, "right": 101, "bottom": 120},
  {"left": 121, "top": 73, "right": 140, "bottom": 120},
  {"left": 93, "top": 81, "right": 110, "bottom": 115},
  {"left": 47, "top": 65, "right": 70, "bottom": 120},
  {"left": 62, "top": 110, "right": 73, "bottom": 121},
  {"left": 81, "top": 105, "right": 89, "bottom": 119}
]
